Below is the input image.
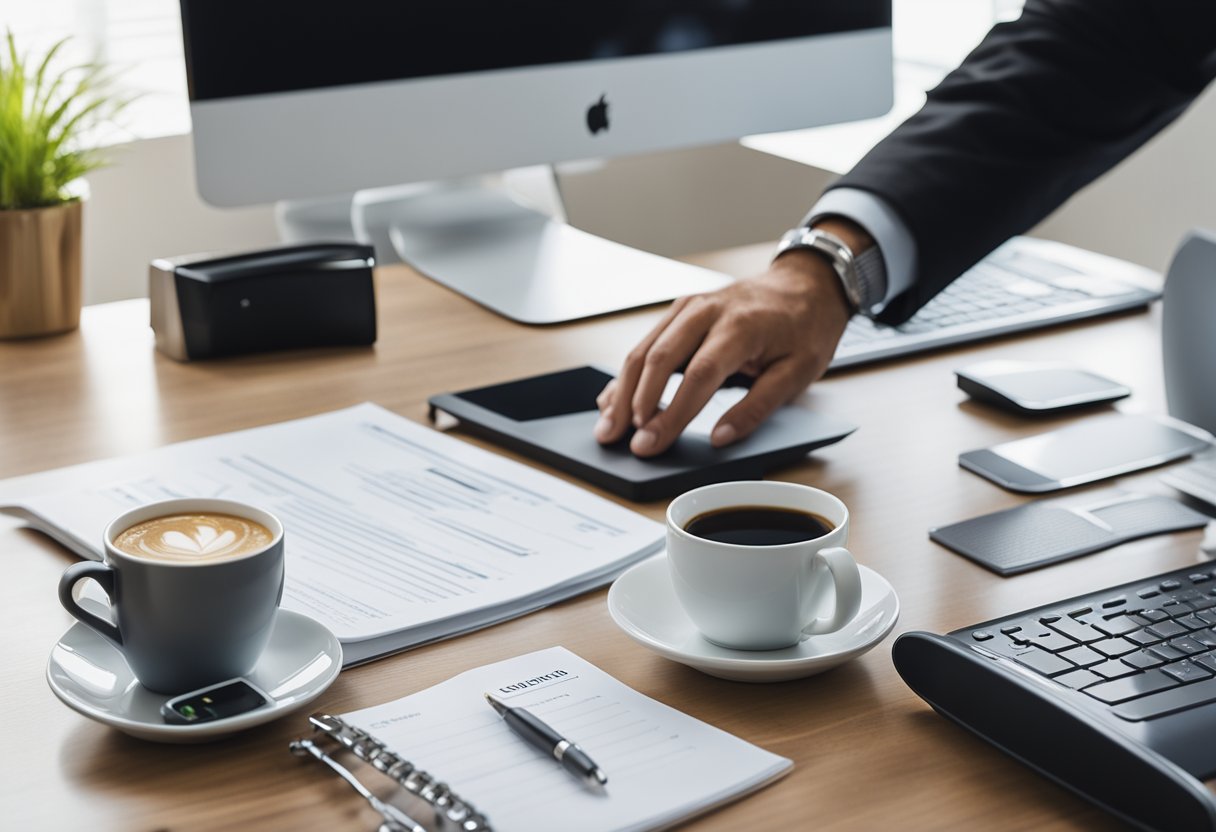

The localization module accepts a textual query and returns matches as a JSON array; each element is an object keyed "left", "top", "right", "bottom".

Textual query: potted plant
[{"left": 0, "top": 32, "right": 122, "bottom": 338}]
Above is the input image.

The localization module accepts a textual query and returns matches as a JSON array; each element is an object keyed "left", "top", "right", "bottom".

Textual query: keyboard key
[
  {"left": 1123, "top": 650, "right": 1166, "bottom": 670},
  {"left": 1175, "top": 614, "right": 1209, "bottom": 631},
  {"left": 1126, "top": 629, "right": 1163, "bottom": 647},
  {"left": 1090, "top": 637, "right": 1137, "bottom": 658},
  {"left": 1191, "top": 574, "right": 1211, "bottom": 584},
  {"left": 1168, "top": 636, "right": 1208, "bottom": 655},
  {"left": 1056, "top": 668, "right": 1104, "bottom": 690},
  {"left": 1138, "top": 589, "right": 1160, "bottom": 599},
  {"left": 971, "top": 631, "right": 994, "bottom": 642},
  {"left": 1000, "top": 626, "right": 1022, "bottom": 636},
  {"left": 1092, "top": 616, "right": 1140, "bottom": 637},
  {"left": 1161, "top": 580, "right": 1183, "bottom": 591},
  {"left": 1058, "top": 645, "right": 1105, "bottom": 667},
  {"left": 1026, "top": 631, "right": 1077, "bottom": 652},
  {"left": 1069, "top": 606, "right": 1094, "bottom": 617},
  {"left": 1162, "top": 602, "right": 1192, "bottom": 618},
  {"left": 1162, "top": 660, "right": 1213, "bottom": 684},
  {"left": 1101, "top": 596, "right": 1127, "bottom": 609},
  {"left": 1146, "top": 621, "right": 1188, "bottom": 640},
  {"left": 1012, "top": 649, "right": 1073, "bottom": 677},
  {"left": 1113, "top": 677, "right": 1216, "bottom": 721},
  {"left": 1085, "top": 669, "right": 1179, "bottom": 704},
  {"left": 1090, "top": 659, "right": 1140, "bottom": 680},
  {"left": 1038, "top": 614, "right": 1061, "bottom": 624},
  {"left": 1137, "top": 609, "right": 1169, "bottom": 623},
  {"left": 1194, "top": 629, "right": 1216, "bottom": 647},
  {"left": 1150, "top": 645, "right": 1187, "bottom": 662},
  {"left": 1191, "top": 597, "right": 1216, "bottom": 612},
  {"left": 1194, "top": 654, "right": 1216, "bottom": 674},
  {"left": 1045, "top": 617, "right": 1104, "bottom": 644}
]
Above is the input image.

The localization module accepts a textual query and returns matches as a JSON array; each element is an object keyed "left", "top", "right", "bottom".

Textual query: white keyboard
[{"left": 831, "top": 236, "right": 1162, "bottom": 369}]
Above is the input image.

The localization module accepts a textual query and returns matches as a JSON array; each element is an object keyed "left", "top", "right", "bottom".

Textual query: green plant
[{"left": 0, "top": 31, "right": 125, "bottom": 210}]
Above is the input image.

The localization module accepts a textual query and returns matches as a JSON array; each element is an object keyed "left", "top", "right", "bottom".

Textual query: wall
[{"left": 81, "top": 133, "right": 278, "bottom": 305}]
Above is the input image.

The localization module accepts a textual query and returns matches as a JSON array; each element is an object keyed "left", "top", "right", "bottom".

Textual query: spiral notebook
[{"left": 293, "top": 647, "right": 793, "bottom": 832}]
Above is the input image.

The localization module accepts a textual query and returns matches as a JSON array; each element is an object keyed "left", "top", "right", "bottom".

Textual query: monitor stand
[{"left": 346, "top": 180, "right": 734, "bottom": 325}]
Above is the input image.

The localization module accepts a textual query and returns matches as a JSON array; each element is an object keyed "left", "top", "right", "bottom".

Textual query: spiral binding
[{"left": 292, "top": 712, "right": 493, "bottom": 832}]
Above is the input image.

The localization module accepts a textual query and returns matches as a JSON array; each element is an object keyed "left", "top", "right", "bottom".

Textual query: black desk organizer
[{"left": 428, "top": 366, "right": 856, "bottom": 502}]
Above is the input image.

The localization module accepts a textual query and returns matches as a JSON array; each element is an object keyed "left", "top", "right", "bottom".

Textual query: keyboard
[
  {"left": 831, "top": 236, "right": 1161, "bottom": 370},
  {"left": 893, "top": 563, "right": 1216, "bottom": 830}
]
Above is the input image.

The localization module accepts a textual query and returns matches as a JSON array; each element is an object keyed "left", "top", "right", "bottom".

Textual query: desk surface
[{"left": 1, "top": 246, "right": 1203, "bottom": 830}]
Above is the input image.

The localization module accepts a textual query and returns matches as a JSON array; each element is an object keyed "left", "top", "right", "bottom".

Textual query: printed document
[
  {"left": 1, "top": 404, "right": 663, "bottom": 663},
  {"left": 343, "top": 647, "right": 792, "bottom": 832}
]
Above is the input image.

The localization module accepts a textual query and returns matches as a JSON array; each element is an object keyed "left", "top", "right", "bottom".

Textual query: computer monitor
[{"left": 180, "top": 2, "right": 892, "bottom": 323}]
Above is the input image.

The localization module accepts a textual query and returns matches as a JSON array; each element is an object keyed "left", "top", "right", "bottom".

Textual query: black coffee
[{"left": 683, "top": 506, "right": 834, "bottom": 546}]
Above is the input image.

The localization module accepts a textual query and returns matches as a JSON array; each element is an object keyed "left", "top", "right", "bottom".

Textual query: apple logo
[{"left": 586, "top": 94, "right": 609, "bottom": 135}]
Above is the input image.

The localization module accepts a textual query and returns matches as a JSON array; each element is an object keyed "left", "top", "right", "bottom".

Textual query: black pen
[{"left": 484, "top": 692, "right": 608, "bottom": 787}]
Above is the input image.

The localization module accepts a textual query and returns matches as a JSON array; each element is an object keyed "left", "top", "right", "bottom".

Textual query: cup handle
[
  {"left": 58, "top": 561, "right": 123, "bottom": 646},
  {"left": 801, "top": 546, "right": 863, "bottom": 636}
]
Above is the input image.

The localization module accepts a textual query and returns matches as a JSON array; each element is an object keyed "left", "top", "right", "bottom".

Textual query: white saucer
[
  {"left": 47, "top": 609, "right": 343, "bottom": 742},
  {"left": 607, "top": 554, "right": 899, "bottom": 682}
]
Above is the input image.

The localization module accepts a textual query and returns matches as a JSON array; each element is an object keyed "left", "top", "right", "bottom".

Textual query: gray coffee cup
[{"left": 57, "top": 498, "right": 285, "bottom": 694}]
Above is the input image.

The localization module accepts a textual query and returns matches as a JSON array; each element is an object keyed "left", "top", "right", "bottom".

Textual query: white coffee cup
[{"left": 666, "top": 481, "right": 863, "bottom": 651}]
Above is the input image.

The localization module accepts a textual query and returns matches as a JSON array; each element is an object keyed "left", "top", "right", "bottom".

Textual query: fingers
[
  {"left": 595, "top": 298, "right": 690, "bottom": 444},
  {"left": 631, "top": 331, "right": 752, "bottom": 457},
  {"left": 711, "top": 358, "right": 812, "bottom": 447},
  {"left": 629, "top": 299, "right": 719, "bottom": 428}
]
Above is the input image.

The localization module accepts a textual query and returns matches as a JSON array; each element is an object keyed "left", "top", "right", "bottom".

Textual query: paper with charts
[
  {"left": 1, "top": 404, "right": 663, "bottom": 663},
  {"left": 342, "top": 647, "right": 792, "bottom": 832}
]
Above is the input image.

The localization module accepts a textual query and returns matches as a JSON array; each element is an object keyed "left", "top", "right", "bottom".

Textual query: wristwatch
[{"left": 774, "top": 227, "right": 884, "bottom": 313}]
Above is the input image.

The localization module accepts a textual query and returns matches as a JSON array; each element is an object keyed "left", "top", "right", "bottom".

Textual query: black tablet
[{"left": 428, "top": 366, "right": 856, "bottom": 502}]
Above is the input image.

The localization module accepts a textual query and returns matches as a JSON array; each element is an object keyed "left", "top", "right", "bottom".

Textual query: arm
[
  {"left": 599, "top": 0, "right": 1216, "bottom": 456},
  {"left": 843, "top": 0, "right": 1216, "bottom": 325}
]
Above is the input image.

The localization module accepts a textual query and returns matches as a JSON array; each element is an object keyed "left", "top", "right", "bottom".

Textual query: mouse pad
[
  {"left": 930, "top": 493, "right": 1210, "bottom": 576},
  {"left": 428, "top": 366, "right": 856, "bottom": 502}
]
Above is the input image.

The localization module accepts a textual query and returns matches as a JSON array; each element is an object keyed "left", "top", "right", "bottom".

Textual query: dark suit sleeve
[{"left": 830, "top": 0, "right": 1216, "bottom": 326}]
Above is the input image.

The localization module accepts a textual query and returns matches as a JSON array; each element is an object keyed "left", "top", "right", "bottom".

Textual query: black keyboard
[{"left": 893, "top": 563, "right": 1216, "bottom": 831}]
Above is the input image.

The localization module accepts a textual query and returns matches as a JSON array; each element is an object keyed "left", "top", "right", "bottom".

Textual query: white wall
[
  {"left": 81, "top": 133, "right": 278, "bottom": 305},
  {"left": 81, "top": 80, "right": 1216, "bottom": 304}
]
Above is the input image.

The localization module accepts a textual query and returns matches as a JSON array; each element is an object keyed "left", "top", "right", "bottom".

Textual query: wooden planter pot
[{"left": 0, "top": 200, "right": 83, "bottom": 338}]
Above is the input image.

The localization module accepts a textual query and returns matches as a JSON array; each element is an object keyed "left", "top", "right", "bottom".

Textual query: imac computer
[{"left": 180, "top": 2, "right": 892, "bottom": 323}]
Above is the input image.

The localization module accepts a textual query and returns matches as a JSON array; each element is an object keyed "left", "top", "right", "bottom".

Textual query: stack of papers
[
  {"left": 1, "top": 404, "right": 664, "bottom": 663},
  {"left": 343, "top": 647, "right": 792, "bottom": 831}
]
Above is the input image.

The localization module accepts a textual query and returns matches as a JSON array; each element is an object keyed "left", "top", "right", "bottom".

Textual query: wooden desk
[{"left": 1, "top": 247, "right": 1197, "bottom": 830}]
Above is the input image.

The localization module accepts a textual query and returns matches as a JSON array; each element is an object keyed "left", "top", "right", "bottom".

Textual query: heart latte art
[{"left": 113, "top": 513, "right": 273, "bottom": 563}]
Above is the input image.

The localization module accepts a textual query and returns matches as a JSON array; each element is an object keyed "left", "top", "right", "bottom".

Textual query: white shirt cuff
[{"left": 803, "top": 188, "right": 917, "bottom": 312}]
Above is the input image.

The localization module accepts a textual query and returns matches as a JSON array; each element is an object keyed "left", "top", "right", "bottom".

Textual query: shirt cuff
[{"left": 803, "top": 188, "right": 917, "bottom": 314}]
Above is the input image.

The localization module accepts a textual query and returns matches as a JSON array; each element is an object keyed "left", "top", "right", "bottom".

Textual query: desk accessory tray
[
  {"left": 428, "top": 366, "right": 856, "bottom": 501},
  {"left": 930, "top": 492, "right": 1210, "bottom": 576}
]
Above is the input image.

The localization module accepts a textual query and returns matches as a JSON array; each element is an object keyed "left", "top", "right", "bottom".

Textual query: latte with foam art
[{"left": 113, "top": 512, "right": 273, "bottom": 563}]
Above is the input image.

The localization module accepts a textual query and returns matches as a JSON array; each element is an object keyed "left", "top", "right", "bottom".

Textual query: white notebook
[
  {"left": 339, "top": 647, "right": 792, "bottom": 832},
  {"left": 0, "top": 404, "right": 663, "bottom": 664}
]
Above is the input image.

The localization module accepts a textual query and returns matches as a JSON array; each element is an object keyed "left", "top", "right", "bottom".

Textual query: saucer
[
  {"left": 47, "top": 609, "right": 343, "bottom": 742},
  {"left": 607, "top": 554, "right": 899, "bottom": 682}
]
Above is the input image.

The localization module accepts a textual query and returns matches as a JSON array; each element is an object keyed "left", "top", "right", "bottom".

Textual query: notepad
[
  {"left": 338, "top": 647, "right": 792, "bottom": 832},
  {"left": 0, "top": 404, "right": 663, "bottom": 664}
]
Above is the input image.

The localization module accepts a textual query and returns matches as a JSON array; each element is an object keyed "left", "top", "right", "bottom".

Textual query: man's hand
[{"left": 594, "top": 235, "right": 858, "bottom": 458}]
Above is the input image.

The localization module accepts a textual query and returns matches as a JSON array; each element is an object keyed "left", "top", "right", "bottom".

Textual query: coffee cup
[
  {"left": 57, "top": 498, "right": 285, "bottom": 694},
  {"left": 666, "top": 481, "right": 862, "bottom": 651}
]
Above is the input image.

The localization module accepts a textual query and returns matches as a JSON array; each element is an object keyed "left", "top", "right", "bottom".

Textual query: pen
[{"left": 484, "top": 692, "right": 608, "bottom": 788}]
